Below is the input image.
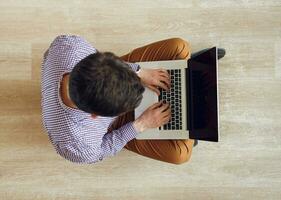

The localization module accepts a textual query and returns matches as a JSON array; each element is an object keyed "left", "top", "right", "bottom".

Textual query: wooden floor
[{"left": 0, "top": 1, "right": 281, "bottom": 199}]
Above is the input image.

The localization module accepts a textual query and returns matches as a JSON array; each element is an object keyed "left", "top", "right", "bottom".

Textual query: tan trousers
[{"left": 108, "top": 38, "right": 194, "bottom": 165}]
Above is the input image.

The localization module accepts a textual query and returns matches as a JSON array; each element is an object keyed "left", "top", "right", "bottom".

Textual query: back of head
[{"left": 68, "top": 52, "right": 144, "bottom": 117}]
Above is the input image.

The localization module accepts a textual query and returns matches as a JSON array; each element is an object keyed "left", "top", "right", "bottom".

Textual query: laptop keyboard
[{"left": 158, "top": 69, "right": 182, "bottom": 130}]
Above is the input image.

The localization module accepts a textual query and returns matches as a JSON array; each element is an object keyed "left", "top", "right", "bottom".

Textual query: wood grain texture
[{"left": 0, "top": 1, "right": 281, "bottom": 199}]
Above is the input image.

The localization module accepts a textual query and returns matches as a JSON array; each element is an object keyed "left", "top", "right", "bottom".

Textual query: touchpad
[{"left": 135, "top": 87, "right": 158, "bottom": 119}]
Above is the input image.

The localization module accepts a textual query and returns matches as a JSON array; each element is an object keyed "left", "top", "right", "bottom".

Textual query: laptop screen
[{"left": 187, "top": 47, "right": 219, "bottom": 142}]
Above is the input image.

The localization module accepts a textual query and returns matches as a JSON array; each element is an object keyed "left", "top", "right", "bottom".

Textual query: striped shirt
[{"left": 41, "top": 35, "right": 139, "bottom": 164}]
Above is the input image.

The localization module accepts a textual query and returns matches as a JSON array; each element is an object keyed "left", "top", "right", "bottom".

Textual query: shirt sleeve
[
  {"left": 100, "top": 122, "right": 138, "bottom": 158},
  {"left": 126, "top": 62, "right": 140, "bottom": 72},
  {"left": 55, "top": 122, "right": 138, "bottom": 164},
  {"left": 56, "top": 142, "right": 102, "bottom": 164}
]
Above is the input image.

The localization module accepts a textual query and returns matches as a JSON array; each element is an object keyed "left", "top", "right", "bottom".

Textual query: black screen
[{"left": 188, "top": 47, "right": 219, "bottom": 142}]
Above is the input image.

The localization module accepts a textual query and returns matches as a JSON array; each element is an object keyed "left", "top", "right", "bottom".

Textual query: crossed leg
[{"left": 109, "top": 38, "right": 195, "bottom": 164}]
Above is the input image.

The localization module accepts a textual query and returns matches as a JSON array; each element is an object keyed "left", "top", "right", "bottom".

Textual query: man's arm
[
  {"left": 126, "top": 62, "right": 141, "bottom": 72},
  {"left": 57, "top": 101, "right": 171, "bottom": 164},
  {"left": 100, "top": 122, "right": 139, "bottom": 158},
  {"left": 55, "top": 122, "right": 139, "bottom": 164},
  {"left": 100, "top": 101, "right": 171, "bottom": 159}
]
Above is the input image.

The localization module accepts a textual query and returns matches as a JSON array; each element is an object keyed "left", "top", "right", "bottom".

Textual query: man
[{"left": 41, "top": 35, "right": 201, "bottom": 165}]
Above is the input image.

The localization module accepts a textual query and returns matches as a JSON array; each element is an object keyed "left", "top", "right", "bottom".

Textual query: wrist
[
  {"left": 133, "top": 118, "right": 146, "bottom": 133},
  {"left": 137, "top": 67, "right": 145, "bottom": 78},
  {"left": 136, "top": 65, "right": 141, "bottom": 74}
]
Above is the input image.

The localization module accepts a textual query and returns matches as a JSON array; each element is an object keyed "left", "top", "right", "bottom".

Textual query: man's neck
[
  {"left": 60, "top": 74, "right": 98, "bottom": 119},
  {"left": 60, "top": 73, "right": 77, "bottom": 109}
]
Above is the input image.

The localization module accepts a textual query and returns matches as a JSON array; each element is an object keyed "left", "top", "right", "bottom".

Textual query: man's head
[{"left": 69, "top": 52, "right": 144, "bottom": 117}]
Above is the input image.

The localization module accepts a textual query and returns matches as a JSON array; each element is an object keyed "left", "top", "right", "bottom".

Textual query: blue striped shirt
[{"left": 41, "top": 35, "right": 139, "bottom": 163}]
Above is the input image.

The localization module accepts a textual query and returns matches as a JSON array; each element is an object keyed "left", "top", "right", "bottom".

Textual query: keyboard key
[{"left": 159, "top": 69, "right": 182, "bottom": 131}]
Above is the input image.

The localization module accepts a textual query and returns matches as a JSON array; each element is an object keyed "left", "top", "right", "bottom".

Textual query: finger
[
  {"left": 159, "top": 69, "right": 169, "bottom": 75},
  {"left": 159, "top": 103, "right": 170, "bottom": 112},
  {"left": 160, "top": 113, "right": 171, "bottom": 125},
  {"left": 161, "top": 105, "right": 171, "bottom": 115},
  {"left": 159, "top": 70, "right": 170, "bottom": 79},
  {"left": 157, "top": 69, "right": 169, "bottom": 78},
  {"left": 148, "top": 85, "right": 160, "bottom": 96},
  {"left": 159, "top": 76, "right": 171, "bottom": 89},
  {"left": 150, "top": 101, "right": 163, "bottom": 109},
  {"left": 163, "top": 115, "right": 171, "bottom": 124},
  {"left": 162, "top": 112, "right": 171, "bottom": 119},
  {"left": 160, "top": 74, "right": 170, "bottom": 82},
  {"left": 157, "top": 81, "right": 169, "bottom": 91}
]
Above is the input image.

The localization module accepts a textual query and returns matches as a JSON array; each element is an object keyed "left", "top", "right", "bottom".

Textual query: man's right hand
[{"left": 133, "top": 101, "right": 171, "bottom": 133}]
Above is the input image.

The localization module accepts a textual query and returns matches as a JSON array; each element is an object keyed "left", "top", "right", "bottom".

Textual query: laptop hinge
[{"left": 185, "top": 67, "right": 191, "bottom": 131}]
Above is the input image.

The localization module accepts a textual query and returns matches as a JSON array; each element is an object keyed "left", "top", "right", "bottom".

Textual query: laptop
[{"left": 134, "top": 47, "right": 219, "bottom": 142}]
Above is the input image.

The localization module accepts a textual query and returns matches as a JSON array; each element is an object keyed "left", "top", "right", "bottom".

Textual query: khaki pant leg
[{"left": 110, "top": 38, "right": 194, "bottom": 164}]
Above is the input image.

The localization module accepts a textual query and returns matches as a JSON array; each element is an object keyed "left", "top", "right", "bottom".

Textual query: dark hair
[{"left": 68, "top": 52, "right": 144, "bottom": 116}]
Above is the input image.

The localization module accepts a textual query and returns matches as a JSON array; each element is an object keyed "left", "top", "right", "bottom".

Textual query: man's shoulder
[
  {"left": 44, "top": 113, "right": 104, "bottom": 151},
  {"left": 51, "top": 35, "right": 86, "bottom": 46},
  {"left": 43, "top": 109, "right": 80, "bottom": 143},
  {"left": 42, "top": 100, "right": 97, "bottom": 142},
  {"left": 49, "top": 35, "right": 95, "bottom": 52},
  {"left": 44, "top": 34, "right": 97, "bottom": 71}
]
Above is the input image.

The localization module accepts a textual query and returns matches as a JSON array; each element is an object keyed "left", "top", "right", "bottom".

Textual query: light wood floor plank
[{"left": 0, "top": 1, "right": 280, "bottom": 199}]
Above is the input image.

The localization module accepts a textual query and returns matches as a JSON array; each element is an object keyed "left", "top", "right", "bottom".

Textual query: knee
[
  {"left": 167, "top": 142, "right": 193, "bottom": 165},
  {"left": 169, "top": 151, "right": 192, "bottom": 165},
  {"left": 167, "top": 38, "right": 191, "bottom": 59}
]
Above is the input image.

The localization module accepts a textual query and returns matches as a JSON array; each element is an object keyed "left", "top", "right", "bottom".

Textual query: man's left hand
[{"left": 137, "top": 68, "right": 170, "bottom": 96}]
